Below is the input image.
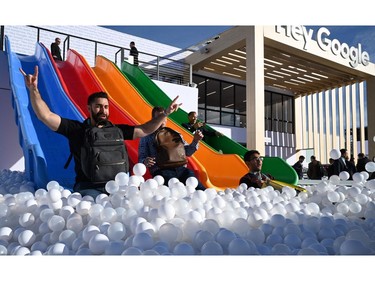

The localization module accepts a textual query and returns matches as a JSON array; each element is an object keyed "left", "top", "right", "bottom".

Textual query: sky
[
  {"left": 100, "top": 25, "right": 375, "bottom": 63},
  {"left": 101, "top": 25, "right": 233, "bottom": 50},
  {"left": 3, "top": 1, "right": 375, "bottom": 60}
]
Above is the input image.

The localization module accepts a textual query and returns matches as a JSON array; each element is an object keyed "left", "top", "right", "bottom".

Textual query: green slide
[{"left": 121, "top": 61, "right": 298, "bottom": 185}]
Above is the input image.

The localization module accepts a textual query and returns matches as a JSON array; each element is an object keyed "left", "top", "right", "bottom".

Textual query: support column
[
  {"left": 367, "top": 77, "right": 375, "bottom": 158},
  {"left": 338, "top": 87, "right": 345, "bottom": 149},
  {"left": 295, "top": 95, "right": 302, "bottom": 150},
  {"left": 359, "top": 82, "right": 366, "bottom": 154},
  {"left": 246, "top": 26, "right": 265, "bottom": 155},
  {"left": 351, "top": 83, "right": 357, "bottom": 160}
]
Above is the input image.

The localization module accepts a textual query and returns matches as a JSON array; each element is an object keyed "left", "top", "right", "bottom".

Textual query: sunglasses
[{"left": 249, "top": 157, "right": 264, "bottom": 162}]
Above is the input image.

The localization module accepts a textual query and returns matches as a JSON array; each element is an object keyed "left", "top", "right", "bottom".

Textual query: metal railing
[{"left": 1, "top": 25, "right": 192, "bottom": 85}]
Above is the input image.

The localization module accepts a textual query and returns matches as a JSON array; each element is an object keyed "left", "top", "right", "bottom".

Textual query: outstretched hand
[
  {"left": 19, "top": 66, "right": 38, "bottom": 90},
  {"left": 165, "top": 96, "right": 182, "bottom": 115}
]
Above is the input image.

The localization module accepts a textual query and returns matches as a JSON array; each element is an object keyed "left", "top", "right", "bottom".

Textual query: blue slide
[{"left": 5, "top": 36, "right": 83, "bottom": 190}]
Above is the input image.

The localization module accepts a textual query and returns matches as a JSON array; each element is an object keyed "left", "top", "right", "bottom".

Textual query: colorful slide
[
  {"left": 92, "top": 55, "right": 250, "bottom": 190},
  {"left": 5, "top": 37, "right": 81, "bottom": 190},
  {"left": 120, "top": 61, "right": 298, "bottom": 185}
]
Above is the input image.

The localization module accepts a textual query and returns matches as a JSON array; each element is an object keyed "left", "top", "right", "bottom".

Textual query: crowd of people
[{"left": 292, "top": 148, "right": 374, "bottom": 181}]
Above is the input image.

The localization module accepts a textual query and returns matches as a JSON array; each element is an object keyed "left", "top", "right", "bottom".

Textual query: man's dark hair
[
  {"left": 244, "top": 150, "right": 260, "bottom": 162},
  {"left": 311, "top": 155, "right": 316, "bottom": 160},
  {"left": 188, "top": 111, "right": 196, "bottom": 117},
  {"left": 152, "top": 106, "right": 165, "bottom": 118},
  {"left": 299, "top": 155, "right": 305, "bottom": 160},
  {"left": 87, "top": 92, "right": 109, "bottom": 105},
  {"left": 358, "top": 152, "right": 365, "bottom": 158},
  {"left": 340, "top": 148, "right": 347, "bottom": 154}
]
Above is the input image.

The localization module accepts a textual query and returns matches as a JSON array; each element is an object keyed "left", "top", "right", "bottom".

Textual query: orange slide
[{"left": 92, "top": 56, "right": 249, "bottom": 190}]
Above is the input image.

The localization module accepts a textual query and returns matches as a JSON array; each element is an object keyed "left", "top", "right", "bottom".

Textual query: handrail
[{"left": 24, "top": 25, "right": 191, "bottom": 85}]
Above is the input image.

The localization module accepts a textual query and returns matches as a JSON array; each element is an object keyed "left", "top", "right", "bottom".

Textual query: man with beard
[
  {"left": 239, "top": 150, "right": 274, "bottom": 189},
  {"left": 20, "top": 66, "right": 181, "bottom": 198}
]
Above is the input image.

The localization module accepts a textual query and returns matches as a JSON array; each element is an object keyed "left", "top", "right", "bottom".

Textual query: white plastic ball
[
  {"left": 89, "top": 233, "right": 110, "bottom": 254},
  {"left": 327, "top": 191, "right": 340, "bottom": 203},
  {"left": 352, "top": 172, "right": 364, "bottom": 183},
  {"left": 46, "top": 181, "right": 60, "bottom": 191},
  {"left": 360, "top": 171, "right": 369, "bottom": 181},
  {"left": 47, "top": 188, "right": 62, "bottom": 203},
  {"left": 76, "top": 200, "right": 92, "bottom": 216},
  {"left": 186, "top": 177, "right": 198, "bottom": 188},
  {"left": 133, "top": 163, "right": 147, "bottom": 176},
  {"left": 105, "top": 180, "right": 119, "bottom": 194},
  {"left": 168, "top": 177, "right": 180, "bottom": 188},
  {"left": 339, "top": 171, "right": 350, "bottom": 181},
  {"left": 18, "top": 230, "right": 36, "bottom": 247},
  {"left": 0, "top": 227, "right": 13, "bottom": 241},
  {"left": 100, "top": 207, "right": 117, "bottom": 222},
  {"left": 201, "top": 241, "right": 224, "bottom": 255},
  {"left": 19, "top": 213, "right": 35, "bottom": 227},
  {"left": 128, "top": 175, "right": 141, "bottom": 187},
  {"left": 115, "top": 172, "right": 129, "bottom": 186},
  {"left": 158, "top": 223, "right": 179, "bottom": 244},
  {"left": 82, "top": 225, "right": 101, "bottom": 243},
  {"left": 365, "top": 162, "right": 375, "bottom": 173},
  {"left": 132, "top": 232, "right": 154, "bottom": 250},
  {"left": 158, "top": 203, "right": 176, "bottom": 220},
  {"left": 107, "top": 222, "right": 126, "bottom": 241},
  {"left": 153, "top": 175, "right": 164, "bottom": 185},
  {"left": 173, "top": 242, "right": 195, "bottom": 255},
  {"left": 336, "top": 202, "right": 349, "bottom": 214},
  {"left": 329, "top": 149, "right": 341, "bottom": 160},
  {"left": 48, "top": 215, "right": 66, "bottom": 232},
  {"left": 329, "top": 175, "right": 341, "bottom": 185}
]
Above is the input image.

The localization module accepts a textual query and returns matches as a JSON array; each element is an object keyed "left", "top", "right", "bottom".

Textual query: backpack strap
[{"left": 64, "top": 152, "right": 73, "bottom": 169}]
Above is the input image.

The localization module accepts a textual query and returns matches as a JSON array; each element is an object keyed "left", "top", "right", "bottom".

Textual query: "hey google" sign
[{"left": 275, "top": 25, "right": 370, "bottom": 68}]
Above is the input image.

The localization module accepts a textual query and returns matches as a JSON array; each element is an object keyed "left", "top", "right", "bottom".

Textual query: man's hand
[
  {"left": 193, "top": 121, "right": 204, "bottom": 129},
  {"left": 193, "top": 130, "right": 204, "bottom": 142},
  {"left": 165, "top": 96, "right": 182, "bottom": 115},
  {"left": 143, "top": 157, "right": 156, "bottom": 168},
  {"left": 20, "top": 66, "right": 38, "bottom": 90}
]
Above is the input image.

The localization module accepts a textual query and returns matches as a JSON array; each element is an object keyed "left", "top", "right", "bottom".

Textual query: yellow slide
[{"left": 92, "top": 56, "right": 249, "bottom": 190}]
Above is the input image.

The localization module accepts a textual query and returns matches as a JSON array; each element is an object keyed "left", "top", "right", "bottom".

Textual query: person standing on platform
[
  {"left": 129, "top": 41, "right": 139, "bottom": 66},
  {"left": 51, "top": 37, "right": 62, "bottom": 61}
]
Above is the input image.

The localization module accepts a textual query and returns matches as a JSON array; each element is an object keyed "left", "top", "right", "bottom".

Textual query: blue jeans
[{"left": 153, "top": 166, "right": 206, "bottom": 190}]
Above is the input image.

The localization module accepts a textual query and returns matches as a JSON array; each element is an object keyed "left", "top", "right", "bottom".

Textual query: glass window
[
  {"left": 193, "top": 75, "right": 294, "bottom": 132},
  {"left": 222, "top": 111, "right": 234, "bottom": 126},
  {"left": 206, "top": 79, "right": 220, "bottom": 111},
  {"left": 206, "top": 110, "right": 220, "bottom": 125},
  {"left": 221, "top": 82, "right": 234, "bottom": 113}
]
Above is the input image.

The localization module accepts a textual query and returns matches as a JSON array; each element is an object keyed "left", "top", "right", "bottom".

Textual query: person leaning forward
[
  {"left": 138, "top": 106, "right": 206, "bottom": 191},
  {"left": 20, "top": 66, "right": 181, "bottom": 198}
]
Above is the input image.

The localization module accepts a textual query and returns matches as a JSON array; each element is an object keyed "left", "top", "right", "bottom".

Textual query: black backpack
[
  {"left": 155, "top": 127, "right": 187, "bottom": 169},
  {"left": 80, "top": 120, "right": 129, "bottom": 183}
]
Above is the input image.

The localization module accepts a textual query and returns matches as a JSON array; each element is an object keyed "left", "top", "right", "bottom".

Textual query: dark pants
[
  {"left": 153, "top": 166, "right": 206, "bottom": 190},
  {"left": 73, "top": 182, "right": 108, "bottom": 198}
]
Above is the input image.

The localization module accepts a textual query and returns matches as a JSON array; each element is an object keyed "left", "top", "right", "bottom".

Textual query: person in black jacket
[
  {"left": 292, "top": 155, "right": 305, "bottom": 179},
  {"left": 356, "top": 153, "right": 370, "bottom": 172},
  {"left": 51, "top": 37, "right": 62, "bottom": 61},
  {"left": 129, "top": 41, "right": 139, "bottom": 66},
  {"left": 332, "top": 148, "right": 354, "bottom": 179},
  {"left": 239, "top": 150, "right": 274, "bottom": 189},
  {"left": 182, "top": 111, "right": 223, "bottom": 142}
]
